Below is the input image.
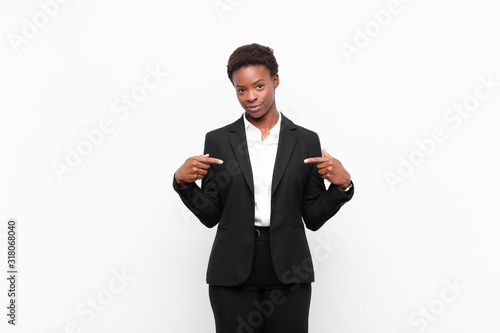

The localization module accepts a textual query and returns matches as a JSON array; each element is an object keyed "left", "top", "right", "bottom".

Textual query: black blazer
[{"left": 173, "top": 113, "right": 354, "bottom": 286}]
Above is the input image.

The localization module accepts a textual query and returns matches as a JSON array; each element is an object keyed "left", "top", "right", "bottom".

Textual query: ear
[{"left": 273, "top": 73, "right": 280, "bottom": 89}]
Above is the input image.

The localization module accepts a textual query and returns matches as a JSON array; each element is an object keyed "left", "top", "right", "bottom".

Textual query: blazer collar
[{"left": 228, "top": 112, "right": 297, "bottom": 196}]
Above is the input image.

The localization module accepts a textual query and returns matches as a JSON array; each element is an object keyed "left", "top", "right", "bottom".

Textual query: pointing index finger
[
  {"left": 197, "top": 155, "right": 224, "bottom": 164},
  {"left": 304, "top": 157, "right": 328, "bottom": 164}
]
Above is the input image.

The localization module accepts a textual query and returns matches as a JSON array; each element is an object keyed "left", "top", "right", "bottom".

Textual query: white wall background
[{"left": 1, "top": 0, "right": 499, "bottom": 332}]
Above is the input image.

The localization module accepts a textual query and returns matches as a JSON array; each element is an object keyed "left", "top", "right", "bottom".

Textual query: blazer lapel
[
  {"left": 272, "top": 114, "right": 297, "bottom": 196},
  {"left": 228, "top": 117, "right": 254, "bottom": 194},
  {"left": 227, "top": 113, "right": 298, "bottom": 197}
]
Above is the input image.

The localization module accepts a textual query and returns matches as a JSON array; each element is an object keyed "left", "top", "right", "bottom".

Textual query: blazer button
[{"left": 271, "top": 204, "right": 276, "bottom": 212}]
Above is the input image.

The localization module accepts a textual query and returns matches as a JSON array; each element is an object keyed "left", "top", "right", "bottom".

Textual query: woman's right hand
[{"left": 174, "top": 154, "right": 223, "bottom": 189}]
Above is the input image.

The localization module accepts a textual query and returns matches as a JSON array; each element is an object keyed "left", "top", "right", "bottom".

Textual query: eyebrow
[{"left": 235, "top": 79, "right": 265, "bottom": 87}]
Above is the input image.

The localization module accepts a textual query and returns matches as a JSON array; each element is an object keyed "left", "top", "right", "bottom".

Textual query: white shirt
[{"left": 243, "top": 111, "right": 281, "bottom": 227}]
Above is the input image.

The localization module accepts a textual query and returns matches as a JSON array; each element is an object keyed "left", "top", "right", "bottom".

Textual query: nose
[{"left": 247, "top": 90, "right": 257, "bottom": 102}]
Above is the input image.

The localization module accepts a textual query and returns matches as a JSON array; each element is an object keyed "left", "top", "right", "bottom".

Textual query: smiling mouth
[{"left": 247, "top": 104, "right": 263, "bottom": 111}]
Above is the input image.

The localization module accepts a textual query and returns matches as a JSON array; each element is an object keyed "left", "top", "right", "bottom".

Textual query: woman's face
[{"left": 231, "top": 64, "right": 279, "bottom": 120}]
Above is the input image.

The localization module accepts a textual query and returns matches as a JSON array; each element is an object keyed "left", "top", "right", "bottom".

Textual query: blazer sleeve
[
  {"left": 172, "top": 133, "right": 223, "bottom": 228},
  {"left": 301, "top": 132, "right": 354, "bottom": 231}
]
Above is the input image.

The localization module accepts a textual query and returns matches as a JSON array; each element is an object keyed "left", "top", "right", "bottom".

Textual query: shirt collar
[{"left": 243, "top": 111, "right": 282, "bottom": 141}]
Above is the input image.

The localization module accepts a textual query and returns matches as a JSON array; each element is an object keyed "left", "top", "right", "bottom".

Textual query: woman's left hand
[{"left": 304, "top": 148, "right": 351, "bottom": 190}]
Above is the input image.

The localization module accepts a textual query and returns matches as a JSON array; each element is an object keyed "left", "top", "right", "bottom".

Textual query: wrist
[
  {"left": 175, "top": 174, "right": 189, "bottom": 189},
  {"left": 338, "top": 179, "right": 352, "bottom": 191}
]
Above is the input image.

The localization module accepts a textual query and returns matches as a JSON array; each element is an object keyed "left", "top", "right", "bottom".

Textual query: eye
[
  {"left": 237, "top": 88, "right": 245, "bottom": 93},
  {"left": 257, "top": 84, "right": 264, "bottom": 89}
]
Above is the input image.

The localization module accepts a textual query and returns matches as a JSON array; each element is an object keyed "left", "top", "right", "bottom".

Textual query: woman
[{"left": 173, "top": 43, "right": 354, "bottom": 333}]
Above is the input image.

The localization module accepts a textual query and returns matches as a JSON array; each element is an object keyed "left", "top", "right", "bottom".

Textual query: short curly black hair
[{"left": 227, "top": 43, "right": 279, "bottom": 84}]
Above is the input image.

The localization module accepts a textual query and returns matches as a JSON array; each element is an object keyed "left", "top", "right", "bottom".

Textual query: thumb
[{"left": 322, "top": 148, "right": 331, "bottom": 158}]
